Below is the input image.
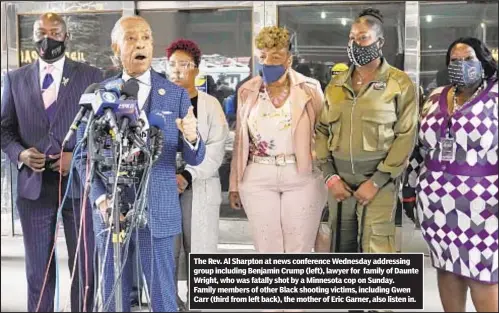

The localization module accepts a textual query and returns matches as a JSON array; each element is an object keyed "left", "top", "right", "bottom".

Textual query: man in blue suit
[
  {"left": 0, "top": 13, "right": 102, "bottom": 312},
  {"left": 75, "top": 15, "right": 205, "bottom": 312}
]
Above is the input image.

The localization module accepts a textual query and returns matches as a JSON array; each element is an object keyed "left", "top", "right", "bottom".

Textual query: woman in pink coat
[{"left": 229, "top": 26, "right": 327, "bottom": 253}]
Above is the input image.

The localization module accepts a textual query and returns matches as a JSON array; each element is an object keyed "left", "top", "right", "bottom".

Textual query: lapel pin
[
  {"left": 158, "top": 88, "right": 166, "bottom": 96},
  {"left": 62, "top": 77, "right": 69, "bottom": 86}
]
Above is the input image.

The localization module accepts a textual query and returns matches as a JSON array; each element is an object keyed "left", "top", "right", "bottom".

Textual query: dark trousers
[
  {"left": 17, "top": 198, "right": 94, "bottom": 312},
  {"left": 130, "top": 245, "right": 143, "bottom": 305},
  {"left": 175, "top": 188, "right": 193, "bottom": 304},
  {"left": 93, "top": 210, "right": 178, "bottom": 312}
]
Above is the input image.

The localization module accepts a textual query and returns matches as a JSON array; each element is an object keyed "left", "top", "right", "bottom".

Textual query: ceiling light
[
  {"left": 321, "top": 11, "right": 326, "bottom": 19},
  {"left": 341, "top": 18, "right": 347, "bottom": 26},
  {"left": 428, "top": 45, "right": 432, "bottom": 49},
  {"left": 481, "top": 23, "right": 486, "bottom": 28},
  {"left": 426, "top": 15, "right": 432, "bottom": 23}
]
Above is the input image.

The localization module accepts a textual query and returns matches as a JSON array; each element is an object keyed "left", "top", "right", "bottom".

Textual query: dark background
[{"left": 17, "top": 12, "right": 121, "bottom": 70}]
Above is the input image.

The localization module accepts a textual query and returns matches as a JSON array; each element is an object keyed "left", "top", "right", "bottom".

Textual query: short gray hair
[
  {"left": 111, "top": 16, "right": 126, "bottom": 46},
  {"left": 111, "top": 15, "right": 150, "bottom": 45}
]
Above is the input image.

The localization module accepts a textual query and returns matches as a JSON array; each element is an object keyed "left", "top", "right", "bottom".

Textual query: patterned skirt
[{"left": 417, "top": 169, "right": 498, "bottom": 283}]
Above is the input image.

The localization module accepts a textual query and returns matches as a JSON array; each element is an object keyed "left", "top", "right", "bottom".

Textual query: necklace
[
  {"left": 452, "top": 83, "right": 483, "bottom": 113},
  {"left": 354, "top": 66, "right": 377, "bottom": 85},
  {"left": 265, "top": 81, "right": 290, "bottom": 107}
]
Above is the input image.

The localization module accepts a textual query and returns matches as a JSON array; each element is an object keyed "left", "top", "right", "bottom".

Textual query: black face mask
[
  {"left": 347, "top": 40, "right": 382, "bottom": 66},
  {"left": 35, "top": 37, "right": 66, "bottom": 62}
]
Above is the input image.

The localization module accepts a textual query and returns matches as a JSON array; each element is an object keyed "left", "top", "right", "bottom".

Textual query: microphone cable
[
  {"left": 63, "top": 149, "right": 94, "bottom": 312},
  {"left": 102, "top": 156, "right": 153, "bottom": 311},
  {"left": 62, "top": 113, "right": 97, "bottom": 312},
  {"left": 35, "top": 140, "right": 82, "bottom": 312},
  {"left": 92, "top": 127, "right": 123, "bottom": 312}
]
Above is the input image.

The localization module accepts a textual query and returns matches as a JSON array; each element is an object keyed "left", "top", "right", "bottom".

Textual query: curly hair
[
  {"left": 166, "top": 38, "right": 202, "bottom": 67},
  {"left": 255, "top": 26, "right": 291, "bottom": 51}
]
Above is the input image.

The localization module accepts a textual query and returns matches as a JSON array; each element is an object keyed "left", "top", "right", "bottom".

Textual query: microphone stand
[
  {"left": 89, "top": 113, "right": 157, "bottom": 312},
  {"left": 111, "top": 184, "right": 123, "bottom": 313},
  {"left": 108, "top": 127, "right": 139, "bottom": 312},
  {"left": 89, "top": 118, "right": 127, "bottom": 312}
]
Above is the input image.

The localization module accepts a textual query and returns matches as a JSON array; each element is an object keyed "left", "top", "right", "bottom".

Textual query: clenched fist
[{"left": 176, "top": 106, "right": 198, "bottom": 144}]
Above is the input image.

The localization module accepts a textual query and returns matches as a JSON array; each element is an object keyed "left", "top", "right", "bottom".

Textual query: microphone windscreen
[
  {"left": 84, "top": 82, "right": 101, "bottom": 94},
  {"left": 122, "top": 79, "right": 140, "bottom": 100},
  {"left": 79, "top": 83, "right": 101, "bottom": 107},
  {"left": 148, "top": 110, "right": 170, "bottom": 129}
]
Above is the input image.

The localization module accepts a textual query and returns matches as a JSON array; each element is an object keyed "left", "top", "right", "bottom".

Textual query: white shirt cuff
[
  {"left": 95, "top": 194, "right": 107, "bottom": 207},
  {"left": 183, "top": 135, "right": 200, "bottom": 151}
]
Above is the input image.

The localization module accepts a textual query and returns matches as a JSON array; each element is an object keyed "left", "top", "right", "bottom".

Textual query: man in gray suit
[{"left": 0, "top": 13, "right": 102, "bottom": 312}]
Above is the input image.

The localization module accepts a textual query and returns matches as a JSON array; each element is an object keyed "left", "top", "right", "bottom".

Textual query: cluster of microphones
[{"left": 63, "top": 78, "right": 165, "bottom": 167}]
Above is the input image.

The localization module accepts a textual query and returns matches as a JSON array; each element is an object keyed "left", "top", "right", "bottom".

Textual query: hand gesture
[
  {"left": 176, "top": 106, "right": 198, "bottom": 143},
  {"left": 229, "top": 191, "right": 243, "bottom": 210},
  {"left": 98, "top": 199, "right": 110, "bottom": 224},
  {"left": 98, "top": 199, "right": 125, "bottom": 225},
  {"left": 329, "top": 179, "right": 353, "bottom": 202},
  {"left": 19, "top": 147, "right": 45, "bottom": 172},
  {"left": 48, "top": 152, "right": 73, "bottom": 176},
  {"left": 354, "top": 180, "right": 379, "bottom": 206}
]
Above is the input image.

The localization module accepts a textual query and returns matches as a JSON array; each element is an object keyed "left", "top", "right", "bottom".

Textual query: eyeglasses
[{"left": 166, "top": 61, "right": 196, "bottom": 71}]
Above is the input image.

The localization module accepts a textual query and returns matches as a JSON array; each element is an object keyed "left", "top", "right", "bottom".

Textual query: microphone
[
  {"left": 91, "top": 80, "right": 125, "bottom": 141},
  {"left": 147, "top": 110, "right": 169, "bottom": 129},
  {"left": 92, "top": 89, "right": 120, "bottom": 116},
  {"left": 147, "top": 111, "right": 166, "bottom": 162},
  {"left": 103, "top": 78, "right": 124, "bottom": 98},
  {"left": 90, "top": 89, "right": 120, "bottom": 140},
  {"left": 117, "top": 79, "right": 140, "bottom": 137},
  {"left": 63, "top": 83, "right": 101, "bottom": 144},
  {"left": 121, "top": 79, "right": 139, "bottom": 100}
]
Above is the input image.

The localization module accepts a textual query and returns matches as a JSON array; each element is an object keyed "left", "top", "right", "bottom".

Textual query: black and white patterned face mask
[
  {"left": 347, "top": 40, "right": 382, "bottom": 66},
  {"left": 448, "top": 59, "right": 483, "bottom": 88}
]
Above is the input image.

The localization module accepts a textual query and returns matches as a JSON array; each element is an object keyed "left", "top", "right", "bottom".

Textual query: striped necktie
[{"left": 42, "top": 64, "right": 56, "bottom": 109}]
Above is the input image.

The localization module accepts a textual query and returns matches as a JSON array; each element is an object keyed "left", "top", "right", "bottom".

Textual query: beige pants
[{"left": 239, "top": 162, "right": 327, "bottom": 253}]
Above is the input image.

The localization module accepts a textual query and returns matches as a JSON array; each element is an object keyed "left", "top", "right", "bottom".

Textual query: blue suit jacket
[
  {"left": 1, "top": 58, "right": 103, "bottom": 207},
  {"left": 75, "top": 70, "right": 206, "bottom": 238}
]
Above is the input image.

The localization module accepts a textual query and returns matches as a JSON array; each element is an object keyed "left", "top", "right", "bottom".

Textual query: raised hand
[{"left": 176, "top": 106, "right": 198, "bottom": 143}]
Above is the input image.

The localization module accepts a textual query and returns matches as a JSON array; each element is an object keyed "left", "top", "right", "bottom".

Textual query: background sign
[{"left": 17, "top": 11, "right": 122, "bottom": 70}]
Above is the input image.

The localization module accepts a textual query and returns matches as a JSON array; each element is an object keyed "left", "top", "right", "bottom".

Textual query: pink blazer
[{"left": 229, "top": 69, "right": 325, "bottom": 192}]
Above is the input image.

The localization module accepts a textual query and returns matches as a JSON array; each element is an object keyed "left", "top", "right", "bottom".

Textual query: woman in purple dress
[{"left": 404, "top": 37, "right": 498, "bottom": 312}]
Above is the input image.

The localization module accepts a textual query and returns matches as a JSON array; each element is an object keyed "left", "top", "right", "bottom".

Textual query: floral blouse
[{"left": 248, "top": 91, "right": 293, "bottom": 157}]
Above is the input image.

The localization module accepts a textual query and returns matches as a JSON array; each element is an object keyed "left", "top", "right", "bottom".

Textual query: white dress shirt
[{"left": 39, "top": 56, "right": 65, "bottom": 97}]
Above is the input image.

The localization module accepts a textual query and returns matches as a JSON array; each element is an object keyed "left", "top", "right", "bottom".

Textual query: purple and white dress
[{"left": 407, "top": 79, "right": 498, "bottom": 283}]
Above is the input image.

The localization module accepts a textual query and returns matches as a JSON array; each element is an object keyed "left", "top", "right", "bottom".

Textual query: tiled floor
[{"left": 1, "top": 219, "right": 478, "bottom": 312}]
